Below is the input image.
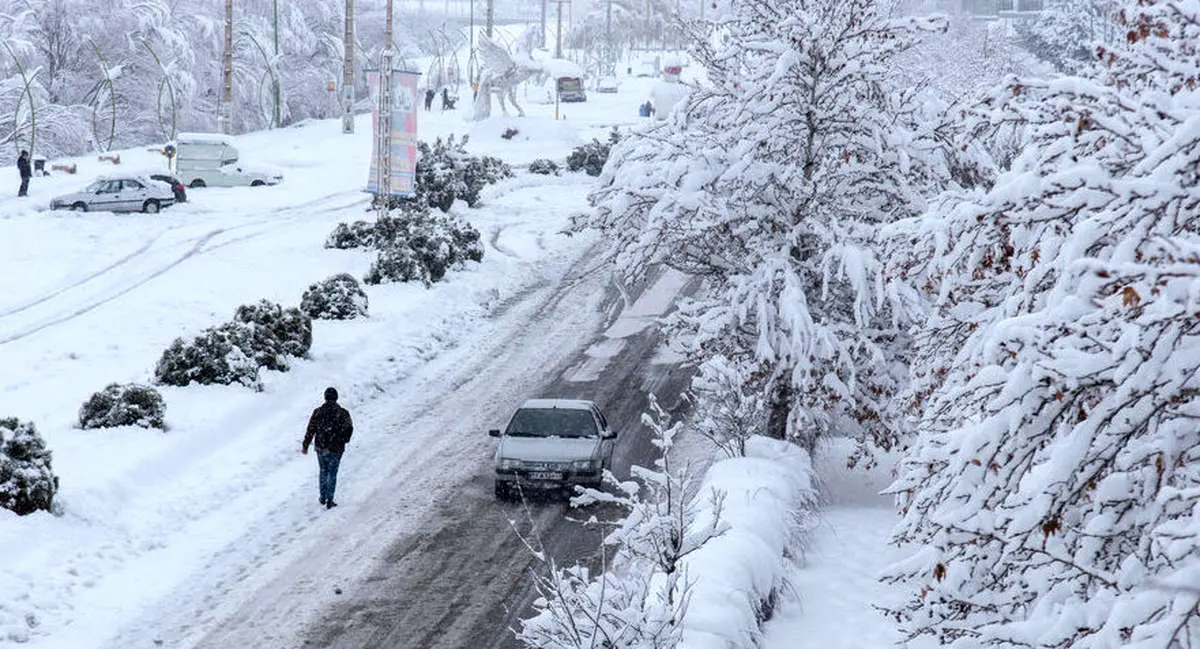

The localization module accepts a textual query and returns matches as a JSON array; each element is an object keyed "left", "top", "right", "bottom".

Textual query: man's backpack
[{"left": 314, "top": 405, "right": 344, "bottom": 448}]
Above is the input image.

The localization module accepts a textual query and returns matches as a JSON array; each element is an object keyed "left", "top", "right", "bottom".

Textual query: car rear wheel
[
  {"left": 189, "top": 179, "right": 206, "bottom": 188},
  {"left": 71, "top": 202, "right": 88, "bottom": 212},
  {"left": 143, "top": 199, "right": 160, "bottom": 214},
  {"left": 250, "top": 179, "right": 265, "bottom": 187}
]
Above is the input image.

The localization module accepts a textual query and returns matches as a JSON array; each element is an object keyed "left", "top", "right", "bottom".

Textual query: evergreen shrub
[
  {"left": 78, "top": 383, "right": 166, "bottom": 430},
  {"left": 0, "top": 418, "right": 58, "bottom": 516},
  {"left": 566, "top": 129, "right": 621, "bottom": 176},
  {"left": 528, "top": 158, "right": 560, "bottom": 175},
  {"left": 301, "top": 273, "right": 369, "bottom": 320}
]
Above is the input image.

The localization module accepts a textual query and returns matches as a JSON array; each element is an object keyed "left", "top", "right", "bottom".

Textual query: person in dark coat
[
  {"left": 302, "top": 387, "right": 354, "bottom": 509},
  {"left": 17, "top": 150, "right": 31, "bottom": 197},
  {"left": 441, "top": 87, "right": 455, "bottom": 110},
  {"left": 424, "top": 88, "right": 436, "bottom": 111}
]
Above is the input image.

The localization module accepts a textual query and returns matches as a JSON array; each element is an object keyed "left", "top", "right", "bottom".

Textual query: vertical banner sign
[{"left": 366, "top": 69, "right": 420, "bottom": 197}]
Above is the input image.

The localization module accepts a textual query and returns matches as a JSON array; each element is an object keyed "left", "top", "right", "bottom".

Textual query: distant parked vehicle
[
  {"left": 596, "top": 76, "right": 619, "bottom": 93},
  {"left": 556, "top": 77, "right": 587, "bottom": 102},
  {"left": 172, "top": 133, "right": 283, "bottom": 188},
  {"left": 148, "top": 173, "right": 187, "bottom": 203},
  {"left": 50, "top": 175, "right": 176, "bottom": 213}
]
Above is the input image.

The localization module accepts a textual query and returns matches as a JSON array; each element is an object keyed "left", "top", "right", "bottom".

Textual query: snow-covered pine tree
[
  {"left": 882, "top": 0, "right": 1200, "bottom": 645},
  {"left": 585, "top": 0, "right": 948, "bottom": 453}
]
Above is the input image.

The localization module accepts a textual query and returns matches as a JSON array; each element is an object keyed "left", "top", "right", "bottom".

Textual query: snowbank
[{"left": 681, "top": 436, "right": 817, "bottom": 649}]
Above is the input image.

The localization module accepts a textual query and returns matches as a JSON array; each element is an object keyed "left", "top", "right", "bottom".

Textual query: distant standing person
[
  {"left": 17, "top": 150, "right": 31, "bottom": 197},
  {"left": 302, "top": 387, "right": 354, "bottom": 509},
  {"left": 424, "top": 88, "right": 436, "bottom": 111}
]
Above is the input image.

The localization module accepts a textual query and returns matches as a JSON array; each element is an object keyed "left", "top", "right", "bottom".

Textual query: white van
[{"left": 172, "top": 133, "right": 282, "bottom": 188}]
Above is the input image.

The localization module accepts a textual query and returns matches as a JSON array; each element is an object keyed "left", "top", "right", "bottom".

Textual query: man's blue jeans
[{"left": 316, "top": 448, "right": 343, "bottom": 503}]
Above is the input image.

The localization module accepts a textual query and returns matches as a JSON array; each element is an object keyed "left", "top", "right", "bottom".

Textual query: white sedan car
[{"left": 50, "top": 175, "right": 177, "bottom": 213}]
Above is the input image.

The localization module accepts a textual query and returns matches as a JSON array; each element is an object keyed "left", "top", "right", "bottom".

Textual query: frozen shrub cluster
[
  {"left": 364, "top": 205, "right": 484, "bottom": 286},
  {"left": 0, "top": 418, "right": 58, "bottom": 516},
  {"left": 527, "top": 158, "right": 560, "bottom": 175},
  {"left": 411, "top": 135, "right": 513, "bottom": 211},
  {"left": 155, "top": 323, "right": 262, "bottom": 388},
  {"left": 78, "top": 383, "right": 166, "bottom": 430},
  {"left": 566, "top": 129, "right": 620, "bottom": 177},
  {"left": 324, "top": 220, "right": 376, "bottom": 249},
  {"left": 233, "top": 300, "right": 313, "bottom": 370},
  {"left": 154, "top": 301, "right": 313, "bottom": 388},
  {"left": 300, "top": 273, "right": 369, "bottom": 320}
]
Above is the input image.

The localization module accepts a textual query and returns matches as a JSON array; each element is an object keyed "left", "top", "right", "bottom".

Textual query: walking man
[
  {"left": 302, "top": 387, "right": 354, "bottom": 509},
  {"left": 17, "top": 150, "right": 31, "bottom": 197}
]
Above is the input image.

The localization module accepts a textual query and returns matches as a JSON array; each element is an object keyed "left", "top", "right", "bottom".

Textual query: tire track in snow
[{"left": 0, "top": 193, "right": 363, "bottom": 346}]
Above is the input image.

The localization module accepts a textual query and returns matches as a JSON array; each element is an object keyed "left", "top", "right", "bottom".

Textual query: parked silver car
[
  {"left": 50, "top": 175, "right": 177, "bottom": 213},
  {"left": 489, "top": 398, "right": 617, "bottom": 500}
]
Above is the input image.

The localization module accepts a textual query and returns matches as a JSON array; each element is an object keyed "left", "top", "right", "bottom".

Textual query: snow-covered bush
[
  {"left": 364, "top": 208, "right": 484, "bottom": 286},
  {"left": 154, "top": 324, "right": 262, "bottom": 388},
  {"left": 412, "top": 135, "right": 513, "bottom": 212},
  {"left": 324, "top": 220, "right": 376, "bottom": 249},
  {"left": 365, "top": 245, "right": 424, "bottom": 285},
  {"left": 527, "top": 158, "right": 560, "bottom": 175},
  {"left": 882, "top": 1, "right": 1200, "bottom": 646},
  {"left": 0, "top": 418, "right": 58, "bottom": 516},
  {"left": 566, "top": 129, "right": 620, "bottom": 176},
  {"left": 232, "top": 300, "right": 313, "bottom": 371},
  {"left": 78, "top": 383, "right": 166, "bottom": 430},
  {"left": 300, "top": 273, "right": 369, "bottom": 320}
]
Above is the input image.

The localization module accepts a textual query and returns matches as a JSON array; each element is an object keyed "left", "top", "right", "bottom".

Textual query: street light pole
[
  {"left": 377, "top": 0, "right": 394, "bottom": 211},
  {"left": 219, "top": 0, "right": 233, "bottom": 134},
  {"left": 272, "top": 0, "right": 280, "bottom": 127},
  {"left": 342, "top": 0, "right": 355, "bottom": 133}
]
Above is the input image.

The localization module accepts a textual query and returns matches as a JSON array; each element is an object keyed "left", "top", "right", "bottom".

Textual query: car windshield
[
  {"left": 505, "top": 408, "right": 597, "bottom": 438},
  {"left": 558, "top": 78, "right": 582, "bottom": 92}
]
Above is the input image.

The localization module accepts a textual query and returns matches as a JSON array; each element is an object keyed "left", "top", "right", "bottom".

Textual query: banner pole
[{"left": 377, "top": 0, "right": 395, "bottom": 218}]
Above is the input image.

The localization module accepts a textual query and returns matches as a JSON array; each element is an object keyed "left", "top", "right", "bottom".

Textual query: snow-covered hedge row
[
  {"left": 399, "top": 135, "right": 512, "bottom": 212},
  {"left": 326, "top": 205, "right": 484, "bottom": 287},
  {"left": 678, "top": 436, "right": 817, "bottom": 649},
  {"left": 154, "top": 300, "right": 313, "bottom": 389}
]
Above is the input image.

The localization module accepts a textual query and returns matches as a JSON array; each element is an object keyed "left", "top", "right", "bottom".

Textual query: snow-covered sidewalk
[{"left": 762, "top": 438, "right": 905, "bottom": 649}]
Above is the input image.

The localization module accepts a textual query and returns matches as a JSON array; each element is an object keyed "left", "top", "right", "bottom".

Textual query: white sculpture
[{"left": 470, "top": 33, "right": 544, "bottom": 121}]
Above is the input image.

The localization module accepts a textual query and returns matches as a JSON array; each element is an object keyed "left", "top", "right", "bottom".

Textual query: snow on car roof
[
  {"left": 520, "top": 398, "right": 595, "bottom": 410},
  {"left": 175, "top": 132, "right": 234, "bottom": 144}
]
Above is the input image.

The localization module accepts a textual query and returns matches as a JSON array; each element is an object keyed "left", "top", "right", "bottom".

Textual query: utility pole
[
  {"left": 605, "top": 0, "right": 612, "bottom": 73},
  {"left": 219, "top": 0, "right": 233, "bottom": 134},
  {"left": 540, "top": 0, "right": 547, "bottom": 49},
  {"left": 342, "top": 0, "right": 355, "bottom": 133},
  {"left": 486, "top": 0, "right": 494, "bottom": 37},
  {"left": 555, "top": 0, "right": 566, "bottom": 58},
  {"left": 272, "top": 0, "right": 280, "bottom": 127},
  {"left": 469, "top": 0, "right": 475, "bottom": 85},
  {"left": 376, "top": 0, "right": 394, "bottom": 209}
]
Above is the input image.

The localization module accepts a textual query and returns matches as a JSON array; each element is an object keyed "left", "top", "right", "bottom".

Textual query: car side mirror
[
  {"left": 602, "top": 429, "right": 617, "bottom": 439},
  {"left": 488, "top": 428, "right": 501, "bottom": 438}
]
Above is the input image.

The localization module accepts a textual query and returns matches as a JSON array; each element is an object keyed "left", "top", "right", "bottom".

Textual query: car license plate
[{"left": 529, "top": 471, "right": 563, "bottom": 481}]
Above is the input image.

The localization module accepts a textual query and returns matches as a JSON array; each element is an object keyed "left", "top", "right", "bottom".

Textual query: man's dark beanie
[{"left": 324, "top": 387, "right": 338, "bottom": 401}]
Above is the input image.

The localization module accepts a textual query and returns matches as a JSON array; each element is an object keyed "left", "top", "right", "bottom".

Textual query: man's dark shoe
[
  {"left": 319, "top": 498, "right": 326, "bottom": 506},
  {"left": 326, "top": 500, "right": 338, "bottom": 510}
]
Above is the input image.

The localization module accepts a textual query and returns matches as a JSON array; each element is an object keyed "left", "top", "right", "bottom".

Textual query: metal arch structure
[
  {"left": 239, "top": 30, "right": 282, "bottom": 128},
  {"left": 142, "top": 42, "right": 180, "bottom": 142},
  {"left": 88, "top": 39, "right": 118, "bottom": 152},
  {"left": 3, "top": 41, "right": 38, "bottom": 159}
]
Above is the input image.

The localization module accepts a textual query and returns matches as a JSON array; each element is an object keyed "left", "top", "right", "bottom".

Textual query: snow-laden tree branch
[{"left": 882, "top": 0, "right": 1200, "bottom": 645}]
